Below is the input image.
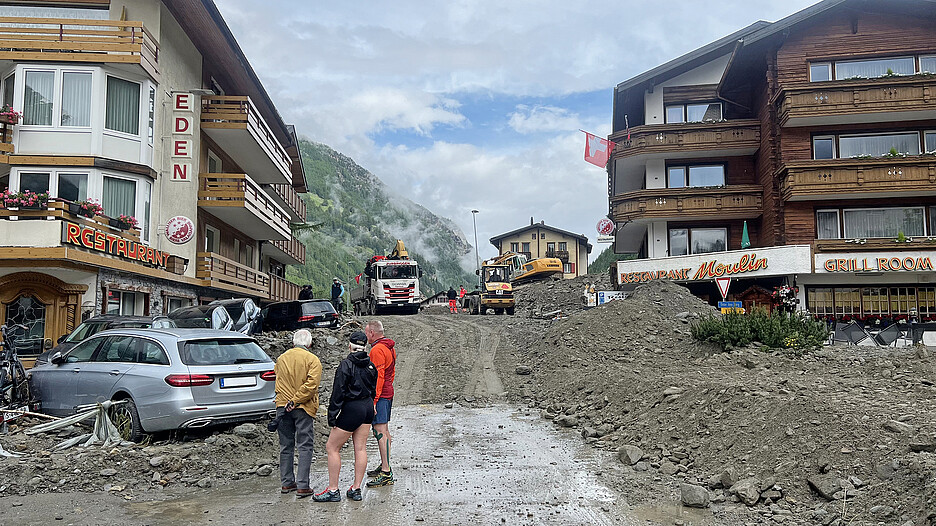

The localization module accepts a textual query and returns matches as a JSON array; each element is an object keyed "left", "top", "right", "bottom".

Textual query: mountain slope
[{"left": 286, "top": 140, "right": 475, "bottom": 299}]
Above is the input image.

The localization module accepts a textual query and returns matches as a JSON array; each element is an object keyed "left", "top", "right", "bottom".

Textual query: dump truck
[
  {"left": 351, "top": 240, "right": 423, "bottom": 315},
  {"left": 461, "top": 260, "right": 516, "bottom": 315}
]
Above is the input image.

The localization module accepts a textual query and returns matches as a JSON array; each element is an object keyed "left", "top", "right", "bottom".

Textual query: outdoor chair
[
  {"left": 832, "top": 320, "right": 873, "bottom": 346},
  {"left": 873, "top": 323, "right": 901, "bottom": 347}
]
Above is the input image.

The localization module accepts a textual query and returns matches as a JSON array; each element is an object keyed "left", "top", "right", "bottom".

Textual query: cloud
[{"left": 507, "top": 105, "right": 582, "bottom": 134}]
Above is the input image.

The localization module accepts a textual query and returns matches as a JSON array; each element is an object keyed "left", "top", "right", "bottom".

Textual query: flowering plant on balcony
[
  {"left": 115, "top": 214, "right": 139, "bottom": 230},
  {"left": 0, "top": 104, "right": 20, "bottom": 124},
  {"left": 0, "top": 189, "right": 49, "bottom": 209},
  {"left": 771, "top": 285, "right": 799, "bottom": 313},
  {"left": 75, "top": 198, "right": 104, "bottom": 218}
]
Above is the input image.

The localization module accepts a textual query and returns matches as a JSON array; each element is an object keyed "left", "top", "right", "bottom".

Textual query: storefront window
[
  {"left": 165, "top": 297, "right": 190, "bottom": 315},
  {"left": 890, "top": 287, "right": 917, "bottom": 316},
  {"left": 808, "top": 288, "right": 834, "bottom": 317},
  {"left": 861, "top": 288, "right": 888, "bottom": 316},
  {"left": 107, "top": 290, "right": 140, "bottom": 316},
  {"left": 810, "top": 286, "right": 936, "bottom": 321},
  {"left": 668, "top": 228, "right": 688, "bottom": 256},
  {"left": 833, "top": 288, "right": 860, "bottom": 316},
  {"left": 919, "top": 288, "right": 936, "bottom": 318},
  {"left": 691, "top": 228, "right": 727, "bottom": 254}
]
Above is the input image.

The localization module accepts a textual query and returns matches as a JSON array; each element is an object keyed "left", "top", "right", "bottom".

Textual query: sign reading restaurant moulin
[
  {"left": 171, "top": 93, "right": 195, "bottom": 182},
  {"left": 614, "top": 246, "right": 813, "bottom": 286},
  {"left": 620, "top": 253, "right": 768, "bottom": 285},
  {"left": 62, "top": 222, "right": 170, "bottom": 269}
]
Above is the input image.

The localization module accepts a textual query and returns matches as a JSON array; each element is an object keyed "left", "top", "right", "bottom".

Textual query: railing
[
  {"left": 545, "top": 250, "right": 570, "bottom": 262},
  {"left": 813, "top": 237, "right": 936, "bottom": 252},
  {"left": 779, "top": 157, "right": 936, "bottom": 201},
  {"left": 609, "top": 120, "right": 760, "bottom": 158},
  {"left": 201, "top": 96, "right": 292, "bottom": 179},
  {"left": 270, "top": 235, "right": 305, "bottom": 265},
  {"left": 198, "top": 173, "right": 291, "bottom": 239},
  {"left": 0, "top": 199, "right": 141, "bottom": 241},
  {"left": 610, "top": 185, "right": 764, "bottom": 222},
  {"left": 0, "top": 17, "right": 159, "bottom": 81},
  {"left": 269, "top": 274, "right": 300, "bottom": 302},
  {"left": 0, "top": 125, "right": 12, "bottom": 154},
  {"left": 195, "top": 252, "right": 269, "bottom": 297},
  {"left": 270, "top": 183, "right": 306, "bottom": 221},
  {"left": 776, "top": 76, "right": 936, "bottom": 126}
]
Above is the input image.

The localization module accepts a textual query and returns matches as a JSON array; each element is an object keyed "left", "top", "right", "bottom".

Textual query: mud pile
[
  {"left": 502, "top": 277, "right": 936, "bottom": 525},
  {"left": 512, "top": 271, "right": 613, "bottom": 317}
]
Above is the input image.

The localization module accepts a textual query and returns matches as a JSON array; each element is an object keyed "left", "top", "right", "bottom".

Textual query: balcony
[
  {"left": 196, "top": 252, "right": 269, "bottom": 297},
  {"left": 0, "top": 17, "right": 159, "bottom": 81},
  {"left": 198, "top": 173, "right": 290, "bottom": 241},
  {"left": 545, "top": 250, "right": 570, "bottom": 262},
  {"left": 610, "top": 185, "right": 763, "bottom": 223},
  {"left": 813, "top": 237, "right": 936, "bottom": 253},
  {"left": 269, "top": 183, "right": 306, "bottom": 222},
  {"left": 201, "top": 96, "right": 292, "bottom": 184},
  {"left": 609, "top": 120, "right": 760, "bottom": 161},
  {"left": 776, "top": 77, "right": 936, "bottom": 127},
  {"left": 264, "top": 234, "right": 306, "bottom": 266},
  {"left": 270, "top": 274, "right": 300, "bottom": 302},
  {"left": 779, "top": 157, "right": 936, "bottom": 201}
]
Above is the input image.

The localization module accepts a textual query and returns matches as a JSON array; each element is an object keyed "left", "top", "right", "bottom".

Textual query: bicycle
[{"left": 0, "top": 323, "right": 30, "bottom": 414}]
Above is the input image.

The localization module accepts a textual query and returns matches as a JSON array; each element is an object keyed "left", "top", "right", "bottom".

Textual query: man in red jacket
[{"left": 365, "top": 320, "right": 396, "bottom": 487}]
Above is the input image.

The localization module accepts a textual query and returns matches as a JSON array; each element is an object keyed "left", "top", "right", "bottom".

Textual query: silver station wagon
[{"left": 29, "top": 328, "right": 277, "bottom": 440}]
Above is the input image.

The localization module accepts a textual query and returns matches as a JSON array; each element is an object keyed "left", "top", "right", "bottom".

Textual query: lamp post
[
  {"left": 346, "top": 261, "right": 354, "bottom": 313},
  {"left": 471, "top": 209, "right": 480, "bottom": 275}
]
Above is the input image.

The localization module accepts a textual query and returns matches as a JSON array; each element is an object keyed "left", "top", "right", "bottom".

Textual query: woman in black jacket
[{"left": 313, "top": 331, "right": 378, "bottom": 502}]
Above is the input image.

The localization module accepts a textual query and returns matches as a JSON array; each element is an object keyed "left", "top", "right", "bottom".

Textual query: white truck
[{"left": 351, "top": 240, "right": 423, "bottom": 316}]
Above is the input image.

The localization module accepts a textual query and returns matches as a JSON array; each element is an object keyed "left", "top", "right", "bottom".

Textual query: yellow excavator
[{"left": 487, "top": 252, "right": 563, "bottom": 285}]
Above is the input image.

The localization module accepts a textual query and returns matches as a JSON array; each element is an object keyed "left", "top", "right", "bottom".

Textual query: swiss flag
[
  {"left": 354, "top": 273, "right": 362, "bottom": 284},
  {"left": 583, "top": 131, "right": 615, "bottom": 167}
]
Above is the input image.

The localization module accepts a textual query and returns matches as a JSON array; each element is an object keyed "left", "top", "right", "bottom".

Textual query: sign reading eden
[
  {"left": 823, "top": 256, "right": 934, "bottom": 272},
  {"left": 619, "top": 253, "right": 768, "bottom": 284},
  {"left": 171, "top": 93, "right": 194, "bottom": 183},
  {"left": 62, "top": 222, "right": 169, "bottom": 268}
]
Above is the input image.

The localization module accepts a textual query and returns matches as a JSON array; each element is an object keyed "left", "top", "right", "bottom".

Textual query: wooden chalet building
[
  {"left": 608, "top": 0, "right": 936, "bottom": 320},
  {"left": 0, "top": 0, "right": 307, "bottom": 358}
]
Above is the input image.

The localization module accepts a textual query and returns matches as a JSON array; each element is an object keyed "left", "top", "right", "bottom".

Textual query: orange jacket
[{"left": 369, "top": 337, "right": 396, "bottom": 403}]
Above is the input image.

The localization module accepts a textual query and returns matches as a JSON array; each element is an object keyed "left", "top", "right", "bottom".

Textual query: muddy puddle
[{"left": 3, "top": 405, "right": 718, "bottom": 525}]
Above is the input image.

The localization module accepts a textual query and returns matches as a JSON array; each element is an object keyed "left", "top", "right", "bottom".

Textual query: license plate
[
  {"left": 496, "top": 289, "right": 503, "bottom": 295},
  {"left": 315, "top": 321, "right": 331, "bottom": 327},
  {"left": 220, "top": 376, "right": 257, "bottom": 388}
]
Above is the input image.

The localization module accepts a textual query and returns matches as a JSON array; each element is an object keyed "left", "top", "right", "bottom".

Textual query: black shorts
[{"left": 335, "top": 398, "right": 376, "bottom": 432}]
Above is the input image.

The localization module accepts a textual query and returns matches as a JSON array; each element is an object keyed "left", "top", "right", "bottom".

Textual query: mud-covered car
[
  {"left": 35, "top": 315, "right": 175, "bottom": 366},
  {"left": 29, "top": 328, "right": 276, "bottom": 440},
  {"left": 262, "top": 299, "right": 340, "bottom": 331}
]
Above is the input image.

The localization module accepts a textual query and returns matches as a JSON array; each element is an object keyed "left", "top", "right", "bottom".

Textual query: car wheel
[
  {"left": 109, "top": 397, "right": 145, "bottom": 442},
  {"left": 506, "top": 307, "right": 515, "bottom": 315}
]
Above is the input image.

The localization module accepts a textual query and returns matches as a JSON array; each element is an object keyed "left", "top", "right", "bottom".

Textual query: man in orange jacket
[{"left": 364, "top": 320, "right": 396, "bottom": 487}]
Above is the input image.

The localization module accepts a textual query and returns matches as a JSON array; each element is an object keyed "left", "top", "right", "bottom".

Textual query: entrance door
[{"left": 4, "top": 295, "right": 46, "bottom": 355}]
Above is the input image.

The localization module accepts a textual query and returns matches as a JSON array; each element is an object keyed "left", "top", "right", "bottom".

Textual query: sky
[{"left": 214, "top": 0, "right": 819, "bottom": 263}]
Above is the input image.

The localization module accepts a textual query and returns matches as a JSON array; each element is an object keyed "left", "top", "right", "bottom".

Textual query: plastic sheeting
[{"left": 25, "top": 400, "right": 132, "bottom": 449}]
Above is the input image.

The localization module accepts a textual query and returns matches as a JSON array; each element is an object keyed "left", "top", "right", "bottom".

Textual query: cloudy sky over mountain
[{"left": 215, "top": 0, "right": 818, "bottom": 262}]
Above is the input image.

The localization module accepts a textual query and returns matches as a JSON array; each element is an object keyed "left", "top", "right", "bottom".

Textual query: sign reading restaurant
[
  {"left": 614, "top": 245, "right": 813, "bottom": 285},
  {"left": 62, "top": 222, "right": 170, "bottom": 269}
]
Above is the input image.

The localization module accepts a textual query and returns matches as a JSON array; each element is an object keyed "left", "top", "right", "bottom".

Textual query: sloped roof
[{"left": 490, "top": 223, "right": 592, "bottom": 253}]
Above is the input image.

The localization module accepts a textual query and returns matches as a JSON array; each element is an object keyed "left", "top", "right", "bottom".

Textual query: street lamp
[
  {"left": 346, "top": 261, "right": 355, "bottom": 313},
  {"left": 471, "top": 209, "right": 480, "bottom": 275}
]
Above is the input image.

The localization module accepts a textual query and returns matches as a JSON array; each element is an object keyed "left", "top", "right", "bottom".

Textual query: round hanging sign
[
  {"left": 596, "top": 218, "right": 614, "bottom": 236},
  {"left": 165, "top": 216, "right": 195, "bottom": 245}
]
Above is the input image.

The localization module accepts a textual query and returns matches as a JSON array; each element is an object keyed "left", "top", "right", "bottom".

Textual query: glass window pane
[
  {"left": 835, "top": 57, "right": 915, "bottom": 79},
  {"left": 925, "top": 132, "right": 936, "bottom": 154},
  {"left": 142, "top": 180, "right": 151, "bottom": 241},
  {"left": 922, "top": 57, "right": 936, "bottom": 74},
  {"left": 3, "top": 73, "right": 14, "bottom": 109},
  {"left": 686, "top": 103, "right": 721, "bottom": 122},
  {"left": 65, "top": 338, "right": 99, "bottom": 363},
  {"left": 19, "top": 172, "right": 49, "bottom": 194},
  {"left": 103, "top": 176, "right": 136, "bottom": 218},
  {"left": 667, "top": 167, "right": 686, "bottom": 188},
  {"left": 843, "top": 208, "right": 925, "bottom": 238},
  {"left": 810, "top": 63, "right": 831, "bottom": 82},
  {"left": 668, "top": 229, "right": 688, "bottom": 256},
  {"left": 690, "top": 228, "right": 727, "bottom": 254},
  {"left": 839, "top": 133, "right": 920, "bottom": 158},
  {"left": 57, "top": 173, "right": 88, "bottom": 202},
  {"left": 23, "top": 70, "right": 53, "bottom": 126},
  {"left": 813, "top": 137, "right": 835, "bottom": 159},
  {"left": 105, "top": 76, "right": 140, "bottom": 134},
  {"left": 688, "top": 165, "right": 724, "bottom": 187},
  {"left": 817, "top": 211, "right": 839, "bottom": 239},
  {"left": 61, "top": 72, "right": 91, "bottom": 127},
  {"left": 147, "top": 87, "right": 155, "bottom": 144},
  {"left": 139, "top": 340, "right": 169, "bottom": 365},
  {"left": 665, "top": 105, "right": 684, "bottom": 123}
]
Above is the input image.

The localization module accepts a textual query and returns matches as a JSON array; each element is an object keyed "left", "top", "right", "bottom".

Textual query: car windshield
[
  {"left": 302, "top": 302, "right": 335, "bottom": 315},
  {"left": 170, "top": 307, "right": 215, "bottom": 328},
  {"left": 64, "top": 322, "right": 109, "bottom": 343},
  {"left": 379, "top": 264, "right": 416, "bottom": 279},
  {"left": 180, "top": 339, "right": 271, "bottom": 366}
]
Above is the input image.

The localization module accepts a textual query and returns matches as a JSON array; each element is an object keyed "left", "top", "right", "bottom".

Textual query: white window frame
[
  {"left": 667, "top": 164, "right": 725, "bottom": 188},
  {"left": 689, "top": 227, "right": 728, "bottom": 255},
  {"left": 816, "top": 209, "right": 841, "bottom": 239},
  {"left": 207, "top": 149, "right": 222, "bottom": 173},
  {"left": 809, "top": 62, "right": 832, "bottom": 82},
  {"left": 841, "top": 206, "right": 927, "bottom": 238},
  {"left": 834, "top": 55, "right": 916, "bottom": 80},
  {"left": 924, "top": 130, "right": 936, "bottom": 154},
  {"left": 838, "top": 131, "right": 921, "bottom": 158},
  {"left": 921, "top": 55, "right": 936, "bottom": 74},
  {"left": 103, "top": 73, "right": 143, "bottom": 138},
  {"left": 18, "top": 66, "right": 95, "bottom": 130},
  {"left": 205, "top": 225, "right": 221, "bottom": 253},
  {"left": 812, "top": 135, "right": 836, "bottom": 160}
]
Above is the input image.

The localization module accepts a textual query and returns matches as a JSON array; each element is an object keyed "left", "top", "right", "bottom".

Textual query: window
[
  {"left": 890, "top": 287, "right": 918, "bottom": 316},
  {"left": 813, "top": 136, "right": 835, "bottom": 160},
  {"left": 546, "top": 242, "right": 555, "bottom": 251},
  {"left": 106, "top": 290, "right": 140, "bottom": 315},
  {"left": 57, "top": 173, "right": 88, "bottom": 202},
  {"left": 61, "top": 72, "right": 91, "bottom": 127},
  {"left": 931, "top": 207, "right": 936, "bottom": 237},
  {"left": 105, "top": 76, "right": 140, "bottom": 135},
  {"left": 558, "top": 242, "right": 567, "bottom": 251},
  {"left": 97, "top": 335, "right": 138, "bottom": 362},
  {"left": 208, "top": 150, "right": 222, "bottom": 173},
  {"left": 65, "top": 338, "right": 100, "bottom": 363},
  {"left": 540, "top": 233, "right": 546, "bottom": 239},
  {"left": 922, "top": 56, "right": 936, "bottom": 74},
  {"left": 563, "top": 263, "right": 575, "bottom": 274},
  {"left": 816, "top": 210, "right": 840, "bottom": 239},
  {"left": 667, "top": 165, "right": 724, "bottom": 188},
  {"left": 665, "top": 102, "right": 722, "bottom": 123},
  {"left": 862, "top": 288, "right": 889, "bottom": 316},
  {"left": 809, "top": 63, "right": 832, "bottom": 82},
  {"left": 667, "top": 167, "right": 686, "bottom": 188},
  {"left": 834, "top": 288, "right": 861, "bottom": 316},
  {"left": 843, "top": 207, "right": 925, "bottom": 238},
  {"left": 139, "top": 339, "right": 169, "bottom": 365},
  {"left": 2, "top": 73, "right": 13, "bottom": 110},
  {"left": 102, "top": 175, "right": 136, "bottom": 218},
  {"left": 665, "top": 105, "right": 684, "bottom": 123},
  {"left": 521, "top": 242, "right": 530, "bottom": 253},
  {"left": 147, "top": 86, "right": 155, "bottom": 145},
  {"left": 669, "top": 228, "right": 688, "bottom": 256},
  {"left": 234, "top": 238, "right": 243, "bottom": 264},
  {"left": 165, "top": 296, "right": 190, "bottom": 314},
  {"left": 839, "top": 132, "right": 919, "bottom": 158},
  {"left": 141, "top": 180, "right": 151, "bottom": 242},
  {"left": 510, "top": 242, "right": 519, "bottom": 252},
  {"left": 925, "top": 131, "right": 936, "bottom": 154},
  {"left": 23, "top": 70, "right": 53, "bottom": 125},
  {"left": 205, "top": 225, "right": 220, "bottom": 253},
  {"left": 835, "top": 56, "right": 914, "bottom": 79},
  {"left": 691, "top": 228, "right": 727, "bottom": 254},
  {"left": 246, "top": 244, "right": 253, "bottom": 267},
  {"left": 808, "top": 288, "right": 834, "bottom": 317},
  {"left": 19, "top": 172, "right": 49, "bottom": 194}
]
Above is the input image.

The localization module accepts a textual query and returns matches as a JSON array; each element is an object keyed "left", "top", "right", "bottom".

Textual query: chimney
[{"left": 530, "top": 217, "right": 533, "bottom": 225}]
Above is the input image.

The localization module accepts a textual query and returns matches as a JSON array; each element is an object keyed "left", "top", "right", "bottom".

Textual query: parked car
[
  {"left": 262, "top": 300, "right": 340, "bottom": 332},
  {"left": 167, "top": 305, "right": 234, "bottom": 331},
  {"left": 35, "top": 315, "right": 175, "bottom": 366},
  {"left": 28, "top": 328, "right": 276, "bottom": 441},
  {"left": 209, "top": 298, "right": 262, "bottom": 335}
]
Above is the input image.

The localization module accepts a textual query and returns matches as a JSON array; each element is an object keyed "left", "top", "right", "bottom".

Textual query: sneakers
[
  {"left": 365, "top": 471, "right": 394, "bottom": 487},
  {"left": 346, "top": 487, "right": 362, "bottom": 501},
  {"left": 311, "top": 488, "right": 341, "bottom": 502},
  {"left": 366, "top": 466, "right": 383, "bottom": 478}
]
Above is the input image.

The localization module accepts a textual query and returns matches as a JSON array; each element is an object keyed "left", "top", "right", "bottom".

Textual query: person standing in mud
[
  {"left": 365, "top": 320, "right": 396, "bottom": 487},
  {"left": 313, "top": 331, "right": 378, "bottom": 502},
  {"left": 446, "top": 286, "right": 458, "bottom": 314},
  {"left": 273, "top": 329, "right": 322, "bottom": 498}
]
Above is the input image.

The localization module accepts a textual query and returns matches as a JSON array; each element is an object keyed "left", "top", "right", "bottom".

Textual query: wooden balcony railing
[
  {"left": 610, "top": 185, "right": 763, "bottom": 222},
  {"left": 779, "top": 157, "right": 936, "bottom": 201},
  {"left": 0, "top": 199, "right": 141, "bottom": 241},
  {"left": 196, "top": 252, "right": 269, "bottom": 297},
  {"left": 269, "top": 274, "right": 300, "bottom": 302},
  {"left": 545, "top": 250, "right": 570, "bottom": 262},
  {"left": 270, "top": 235, "right": 306, "bottom": 265},
  {"left": 198, "top": 173, "right": 291, "bottom": 240},
  {"left": 270, "top": 183, "right": 306, "bottom": 222},
  {"left": 776, "top": 76, "right": 936, "bottom": 127},
  {"left": 609, "top": 120, "right": 760, "bottom": 159},
  {"left": 0, "top": 17, "right": 159, "bottom": 81},
  {"left": 201, "top": 96, "right": 292, "bottom": 182}
]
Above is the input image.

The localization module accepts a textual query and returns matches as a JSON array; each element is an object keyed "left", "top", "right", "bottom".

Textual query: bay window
[
  {"left": 668, "top": 227, "right": 727, "bottom": 256},
  {"left": 19, "top": 172, "right": 49, "bottom": 194},
  {"left": 61, "top": 72, "right": 91, "bottom": 127},
  {"left": 57, "top": 173, "right": 88, "bottom": 202},
  {"left": 102, "top": 175, "right": 136, "bottom": 219},
  {"left": 3, "top": 73, "right": 13, "bottom": 109},
  {"left": 105, "top": 76, "right": 140, "bottom": 135},
  {"left": 23, "top": 70, "right": 53, "bottom": 125},
  {"left": 819, "top": 207, "right": 926, "bottom": 239},
  {"left": 667, "top": 164, "right": 725, "bottom": 188}
]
